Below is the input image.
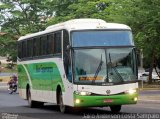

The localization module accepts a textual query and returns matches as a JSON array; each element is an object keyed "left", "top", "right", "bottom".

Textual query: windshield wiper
[
  {"left": 108, "top": 53, "right": 123, "bottom": 82},
  {"left": 92, "top": 54, "right": 103, "bottom": 83}
]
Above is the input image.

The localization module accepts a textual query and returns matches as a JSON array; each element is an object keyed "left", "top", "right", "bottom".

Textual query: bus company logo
[{"left": 106, "top": 90, "right": 111, "bottom": 95}]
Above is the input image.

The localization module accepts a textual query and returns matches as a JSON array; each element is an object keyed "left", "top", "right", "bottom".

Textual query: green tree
[
  {"left": 0, "top": 0, "right": 57, "bottom": 35},
  {"left": 47, "top": 0, "right": 160, "bottom": 83},
  {"left": 108, "top": 0, "right": 160, "bottom": 83},
  {"left": 1, "top": 0, "right": 160, "bottom": 83},
  {"left": 47, "top": 0, "right": 114, "bottom": 25},
  {"left": 0, "top": 33, "right": 17, "bottom": 63},
  {"left": 0, "top": 0, "right": 56, "bottom": 63}
]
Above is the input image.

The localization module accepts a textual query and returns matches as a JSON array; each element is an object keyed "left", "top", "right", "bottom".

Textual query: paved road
[
  {"left": 139, "top": 90, "right": 160, "bottom": 95},
  {"left": 0, "top": 73, "right": 15, "bottom": 76},
  {"left": 0, "top": 89, "right": 160, "bottom": 119},
  {"left": 0, "top": 82, "right": 8, "bottom": 89},
  {"left": 0, "top": 82, "right": 7, "bottom": 86}
]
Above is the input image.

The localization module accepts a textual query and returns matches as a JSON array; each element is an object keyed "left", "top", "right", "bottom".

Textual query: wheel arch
[{"left": 56, "top": 84, "right": 62, "bottom": 105}]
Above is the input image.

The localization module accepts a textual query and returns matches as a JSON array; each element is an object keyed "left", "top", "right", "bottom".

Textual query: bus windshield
[
  {"left": 73, "top": 48, "right": 137, "bottom": 85},
  {"left": 72, "top": 30, "right": 134, "bottom": 47}
]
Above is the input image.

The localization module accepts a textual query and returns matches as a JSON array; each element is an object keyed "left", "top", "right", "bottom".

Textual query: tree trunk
[
  {"left": 154, "top": 57, "right": 160, "bottom": 79},
  {"left": 148, "top": 51, "right": 155, "bottom": 84}
]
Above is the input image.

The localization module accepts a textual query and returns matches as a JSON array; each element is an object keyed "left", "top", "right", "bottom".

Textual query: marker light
[
  {"left": 75, "top": 99, "right": 81, "bottom": 104},
  {"left": 134, "top": 97, "right": 138, "bottom": 102},
  {"left": 125, "top": 89, "right": 137, "bottom": 95},
  {"left": 75, "top": 91, "right": 91, "bottom": 96},
  {"left": 80, "top": 92, "right": 87, "bottom": 95}
]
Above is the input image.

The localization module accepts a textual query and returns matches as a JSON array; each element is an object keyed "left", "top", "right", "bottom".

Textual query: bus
[{"left": 17, "top": 19, "right": 138, "bottom": 113}]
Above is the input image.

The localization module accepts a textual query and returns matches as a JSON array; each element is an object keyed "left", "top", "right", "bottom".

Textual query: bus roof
[{"left": 18, "top": 18, "right": 131, "bottom": 41}]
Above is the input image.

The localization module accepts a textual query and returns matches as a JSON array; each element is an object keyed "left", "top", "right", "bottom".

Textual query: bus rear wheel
[
  {"left": 58, "top": 91, "right": 66, "bottom": 113},
  {"left": 27, "top": 89, "right": 43, "bottom": 108},
  {"left": 110, "top": 105, "right": 121, "bottom": 113}
]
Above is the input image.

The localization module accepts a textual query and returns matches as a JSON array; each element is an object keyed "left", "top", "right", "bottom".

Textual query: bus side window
[
  {"left": 48, "top": 34, "right": 54, "bottom": 55},
  {"left": 33, "top": 38, "right": 37, "bottom": 57},
  {"left": 40, "top": 36, "right": 47, "bottom": 56},
  {"left": 27, "top": 39, "right": 33, "bottom": 58},
  {"left": 22, "top": 41, "right": 27, "bottom": 58},
  {"left": 54, "top": 31, "right": 62, "bottom": 54},
  {"left": 36, "top": 37, "right": 41, "bottom": 56}
]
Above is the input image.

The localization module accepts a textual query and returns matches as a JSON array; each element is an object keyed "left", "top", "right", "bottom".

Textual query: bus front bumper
[{"left": 74, "top": 93, "right": 138, "bottom": 107}]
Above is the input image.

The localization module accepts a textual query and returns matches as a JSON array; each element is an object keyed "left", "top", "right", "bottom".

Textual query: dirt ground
[{"left": 0, "top": 76, "right": 11, "bottom": 82}]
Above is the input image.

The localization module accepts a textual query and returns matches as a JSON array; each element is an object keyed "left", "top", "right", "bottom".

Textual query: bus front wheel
[
  {"left": 110, "top": 105, "right": 121, "bottom": 113},
  {"left": 58, "top": 91, "right": 66, "bottom": 113}
]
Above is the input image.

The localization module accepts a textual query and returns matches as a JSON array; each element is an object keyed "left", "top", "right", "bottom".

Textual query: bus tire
[
  {"left": 36, "top": 102, "right": 44, "bottom": 107},
  {"left": 27, "top": 88, "right": 37, "bottom": 108},
  {"left": 110, "top": 105, "right": 121, "bottom": 113},
  {"left": 58, "top": 90, "right": 66, "bottom": 113}
]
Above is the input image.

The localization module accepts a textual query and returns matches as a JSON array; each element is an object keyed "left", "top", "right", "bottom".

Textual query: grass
[
  {"left": 0, "top": 63, "right": 17, "bottom": 82},
  {"left": 0, "top": 63, "right": 17, "bottom": 73},
  {"left": 1, "top": 67, "right": 17, "bottom": 73}
]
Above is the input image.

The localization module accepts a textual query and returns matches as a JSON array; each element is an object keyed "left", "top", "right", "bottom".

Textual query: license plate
[{"left": 103, "top": 99, "right": 113, "bottom": 103}]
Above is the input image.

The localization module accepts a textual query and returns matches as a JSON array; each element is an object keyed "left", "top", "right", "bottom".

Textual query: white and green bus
[{"left": 17, "top": 19, "right": 138, "bottom": 113}]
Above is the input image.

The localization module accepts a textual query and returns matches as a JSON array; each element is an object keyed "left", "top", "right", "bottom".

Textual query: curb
[
  {"left": 0, "top": 82, "right": 7, "bottom": 84},
  {"left": 139, "top": 88, "right": 160, "bottom": 91},
  {"left": 138, "top": 99, "right": 160, "bottom": 104},
  {"left": 0, "top": 82, "right": 8, "bottom": 89},
  {"left": 0, "top": 86, "right": 8, "bottom": 89}
]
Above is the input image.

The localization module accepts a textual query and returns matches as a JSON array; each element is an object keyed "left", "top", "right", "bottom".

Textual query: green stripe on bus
[
  {"left": 18, "top": 65, "right": 29, "bottom": 89},
  {"left": 18, "top": 62, "right": 64, "bottom": 91},
  {"left": 74, "top": 93, "right": 138, "bottom": 107}
]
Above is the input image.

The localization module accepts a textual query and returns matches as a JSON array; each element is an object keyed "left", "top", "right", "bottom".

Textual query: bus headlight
[
  {"left": 75, "top": 91, "right": 91, "bottom": 96},
  {"left": 75, "top": 99, "right": 81, "bottom": 104},
  {"left": 134, "top": 97, "right": 138, "bottom": 102},
  {"left": 125, "top": 89, "right": 137, "bottom": 95}
]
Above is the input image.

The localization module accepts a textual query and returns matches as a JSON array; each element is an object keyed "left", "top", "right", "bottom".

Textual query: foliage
[
  {"left": 0, "top": 0, "right": 160, "bottom": 83},
  {"left": 0, "top": 0, "right": 57, "bottom": 35},
  {"left": 0, "top": 0, "right": 56, "bottom": 63},
  {"left": 47, "top": 0, "right": 114, "bottom": 25},
  {"left": 107, "top": 0, "right": 160, "bottom": 83},
  {"left": 0, "top": 33, "right": 17, "bottom": 62}
]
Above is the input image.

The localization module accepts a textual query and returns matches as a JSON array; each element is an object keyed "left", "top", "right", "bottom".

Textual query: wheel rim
[
  {"left": 28, "top": 90, "right": 32, "bottom": 106},
  {"left": 59, "top": 92, "right": 65, "bottom": 112}
]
